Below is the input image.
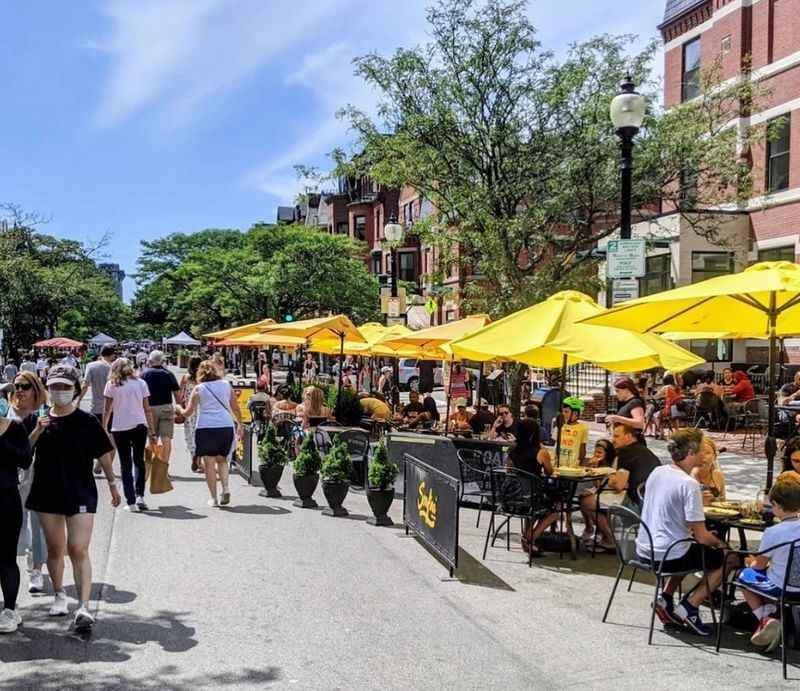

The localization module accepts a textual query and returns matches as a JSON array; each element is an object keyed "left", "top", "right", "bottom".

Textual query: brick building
[{"left": 602, "top": 0, "right": 800, "bottom": 364}]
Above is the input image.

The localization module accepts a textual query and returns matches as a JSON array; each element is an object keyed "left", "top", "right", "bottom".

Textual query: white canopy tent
[
  {"left": 88, "top": 332, "right": 117, "bottom": 346},
  {"left": 164, "top": 331, "right": 202, "bottom": 347}
]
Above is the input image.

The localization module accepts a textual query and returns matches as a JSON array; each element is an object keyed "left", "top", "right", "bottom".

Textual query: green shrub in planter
[
  {"left": 320, "top": 438, "right": 352, "bottom": 483},
  {"left": 368, "top": 440, "right": 399, "bottom": 489},
  {"left": 257, "top": 423, "right": 288, "bottom": 467},
  {"left": 293, "top": 432, "right": 322, "bottom": 477}
]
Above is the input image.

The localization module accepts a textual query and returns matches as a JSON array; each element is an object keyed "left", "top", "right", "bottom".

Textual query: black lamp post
[
  {"left": 610, "top": 75, "right": 646, "bottom": 240},
  {"left": 383, "top": 213, "right": 404, "bottom": 313}
]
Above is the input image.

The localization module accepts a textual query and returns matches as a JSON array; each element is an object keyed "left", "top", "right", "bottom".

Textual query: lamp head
[
  {"left": 610, "top": 74, "right": 646, "bottom": 135},
  {"left": 384, "top": 213, "right": 404, "bottom": 243}
]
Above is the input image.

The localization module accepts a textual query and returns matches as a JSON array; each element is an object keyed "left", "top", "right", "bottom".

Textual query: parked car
[{"left": 397, "top": 359, "right": 443, "bottom": 391}]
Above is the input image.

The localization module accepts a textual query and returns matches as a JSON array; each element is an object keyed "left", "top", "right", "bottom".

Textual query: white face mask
[{"left": 49, "top": 390, "right": 74, "bottom": 407}]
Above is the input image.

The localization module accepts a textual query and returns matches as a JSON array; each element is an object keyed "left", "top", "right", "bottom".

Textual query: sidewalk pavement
[{"left": 2, "top": 400, "right": 794, "bottom": 689}]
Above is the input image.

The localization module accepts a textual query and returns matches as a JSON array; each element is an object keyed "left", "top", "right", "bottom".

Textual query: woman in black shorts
[
  {"left": 0, "top": 417, "right": 32, "bottom": 633},
  {"left": 25, "top": 365, "right": 121, "bottom": 632}
]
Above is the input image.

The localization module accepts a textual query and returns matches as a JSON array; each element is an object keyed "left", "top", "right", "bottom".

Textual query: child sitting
[
  {"left": 556, "top": 397, "right": 588, "bottom": 467},
  {"left": 739, "top": 471, "right": 800, "bottom": 652}
]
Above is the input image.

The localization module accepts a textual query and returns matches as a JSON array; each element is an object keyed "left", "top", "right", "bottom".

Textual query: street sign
[
  {"left": 607, "top": 239, "right": 646, "bottom": 279},
  {"left": 612, "top": 278, "right": 639, "bottom": 304},
  {"left": 381, "top": 287, "right": 406, "bottom": 314},
  {"left": 387, "top": 297, "right": 401, "bottom": 317},
  {"left": 424, "top": 298, "right": 437, "bottom": 315}
]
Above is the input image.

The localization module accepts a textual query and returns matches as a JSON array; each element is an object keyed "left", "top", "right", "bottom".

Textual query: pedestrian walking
[
  {"left": 3, "top": 360, "right": 17, "bottom": 384},
  {"left": 179, "top": 356, "right": 202, "bottom": 473},
  {"left": 140, "top": 350, "right": 180, "bottom": 467},
  {"left": 103, "top": 359, "right": 154, "bottom": 512},
  {"left": 78, "top": 345, "right": 116, "bottom": 474},
  {"left": 21, "top": 354, "right": 37, "bottom": 375},
  {"left": 177, "top": 360, "right": 243, "bottom": 508},
  {"left": 0, "top": 416, "right": 32, "bottom": 633},
  {"left": 25, "top": 364, "right": 120, "bottom": 632},
  {"left": 6, "top": 372, "right": 48, "bottom": 594}
]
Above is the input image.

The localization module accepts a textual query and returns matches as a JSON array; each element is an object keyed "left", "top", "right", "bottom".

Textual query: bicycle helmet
[{"left": 562, "top": 396, "right": 585, "bottom": 413}]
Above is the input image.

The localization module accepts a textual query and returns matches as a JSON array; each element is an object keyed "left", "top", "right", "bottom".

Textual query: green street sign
[{"left": 425, "top": 298, "right": 437, "bottom": 315}]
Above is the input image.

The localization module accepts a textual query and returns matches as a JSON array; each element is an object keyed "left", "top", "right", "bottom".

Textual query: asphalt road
[{"left": 2, "top": 402, "right": 797, "bottom": 689}]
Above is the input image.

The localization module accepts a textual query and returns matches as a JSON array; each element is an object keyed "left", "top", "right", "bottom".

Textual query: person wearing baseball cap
[
  {"left": 448, "top": 397, "right": 472, "bottom": 433},
  {"left": 24, "top": 364, "right": 121, "bottom": 633}
]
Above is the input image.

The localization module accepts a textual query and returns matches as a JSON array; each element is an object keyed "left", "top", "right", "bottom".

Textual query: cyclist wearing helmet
[{"left": 557, "top": 397, "right": 588, "bottom": 467}]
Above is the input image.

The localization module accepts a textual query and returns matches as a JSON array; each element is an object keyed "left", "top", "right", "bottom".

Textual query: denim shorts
[{"left": 737, "top": 567, "right": 782, "bottom": 597}]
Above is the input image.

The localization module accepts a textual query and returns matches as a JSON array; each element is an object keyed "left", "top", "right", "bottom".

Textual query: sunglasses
[{"left": 14, "top": 383, "right": 33, "bottom": 391}]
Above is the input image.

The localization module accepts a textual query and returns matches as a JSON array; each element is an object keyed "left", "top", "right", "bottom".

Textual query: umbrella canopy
[
  {"left": 256, "top": 315, "right": 365, "bottom": 343},
  {"left": 660, "top": 331, "right": 768, "bottom": 341},
  {"left": 222, "top": 333, "right": 305, "bottom": 349},
  {"left": 88, "top": 332, "right": 117, "bottom": 346},
  {"left": 164, "top": 331, "right": 202, "bottom": 346},
  {"left": 34, "top": 337, "right": 83, "bottom": 349},
  {"left": 578, "top": 260, "right": 800, "bottom": 489},
  {"left": 203, "top": 319, "right": 276, "bottom": 341},
  {"left": 380, "top": 314, "right": 492, "bottom": 360},
  {"left": 451, "top": 291, "right": 703, "bottom": 372},
  {"left": 307, "top": 322, "right": 386, "bottom": 355}
]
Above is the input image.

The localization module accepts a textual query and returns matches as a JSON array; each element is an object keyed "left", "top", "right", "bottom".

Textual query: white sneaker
[
  {"left": 207, "top": 498, "right": 218, "bottom": 508},
  {"left": 49, "top": 591, "right": 69, "bottom": 617},
  {"left": 28, "top": 569, "right": 44, "bottom": 594},
  {"left": 0, "top": 609, "right": 21, "bottom": 633},
  {"left": 73, "top": 605, "right": 94, "bottom": 631},
  {"left": 136, "top": 496, "right": 149, "bottom": 511},
  {"left": 124, "top": 503, "right": 139, "bottom": 512}
]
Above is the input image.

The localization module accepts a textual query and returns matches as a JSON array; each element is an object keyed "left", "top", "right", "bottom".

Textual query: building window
[
  {"left": 767, "top": 114, "right": 791, "bottom": 193},
  {"left": 721, "top": 35, "right": 731, "bottom": 56},
  {"left": 336, "top": 221, "right": 348, "bottom": 235},
  {"left": 692, "top": 251, "right": 734, "bottom": 282},
  {"left": 371, "top": 254, "right": 381, "bottom": 275},
  {"left": 445, "top": 309, "right": 457, "bottom": 322},
  {"left": 682, "top": 37, "right": 701, "bottom": 102},
  {"left": 758, "top": 245, "right": 795, "bottom": 263},
  {"left": 639, "top": 254, "right": 673, "bottom": 296},
  {"left": 403, "top": 201, "right": 414, "bottom": 228},
  {"left": 688, "top": 339, "right": 733, "bottom": 363},
  {"left": 398, "top": 252, "right": 417, "bottom": 282},
  {"left": 354, "top": 215, "right": 366, "bottom": 241}
]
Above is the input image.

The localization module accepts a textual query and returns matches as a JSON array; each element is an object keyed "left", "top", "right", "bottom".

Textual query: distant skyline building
[{"left": 98, "top": 262, "right": 126, "bottom": 300}]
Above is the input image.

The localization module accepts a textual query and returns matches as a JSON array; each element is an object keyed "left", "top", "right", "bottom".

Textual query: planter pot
[
  {"left": 292, "top": 473, "right": 319, "bottom": 508},
  {"left": 258, "top": 463, "right": 285, "bottom": 498},
  {"left": 366, "top": 487, "right": 394, "bottom": 526},
  {"left": 321, "top": 480, "right": 349, "bottom": 517}
]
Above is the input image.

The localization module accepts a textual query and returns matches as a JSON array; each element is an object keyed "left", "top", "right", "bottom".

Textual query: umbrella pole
[
  {"left": 766, "top": 298, "right": 778, "bottom": 490},
  {"left": 336, "top": 332, "right": 344, "bottom": 409},
  {"left": 268, "top": 347, "right": 273, "bottom": 397},
  {"left": 444, "top": 359, "right": 454, "bottom": 435},
  {"left": 554, "top": 354, "right": 568, "bottom": 468}
]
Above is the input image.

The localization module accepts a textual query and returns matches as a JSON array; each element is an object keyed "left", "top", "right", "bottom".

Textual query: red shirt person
[{"left": 731, "top": 371, "right": 755, "bottom": 403}]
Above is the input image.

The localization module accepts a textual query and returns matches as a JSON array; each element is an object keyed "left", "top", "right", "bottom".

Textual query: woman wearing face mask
[
  {"left": 25, "top": 365, "right": 120, "bottom": 632},
  {"left": 6, "top": 372, "right": 49, "bottom": 595}
]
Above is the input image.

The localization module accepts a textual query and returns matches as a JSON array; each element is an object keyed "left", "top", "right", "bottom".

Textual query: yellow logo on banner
[{"left": 417, "top": 481, "right": 438, "bottom": 528}]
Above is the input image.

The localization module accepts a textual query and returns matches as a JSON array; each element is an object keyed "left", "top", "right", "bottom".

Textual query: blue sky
[{"left": 0, "top": 1, "right": 663, "bottom": 300}]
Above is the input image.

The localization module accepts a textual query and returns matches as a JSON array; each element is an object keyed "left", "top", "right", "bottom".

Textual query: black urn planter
[
  {"left": 292, "top": 473, "right": 319, "bottom": 508},
  {"left": 321, "top": 480, "right": 349, "bottom": 517},
  {"left": 258, "top": 463, "right": 285, "bottom": 498},
  {"left": 366, "top": 487, "right": 394, "bottom": 526}
]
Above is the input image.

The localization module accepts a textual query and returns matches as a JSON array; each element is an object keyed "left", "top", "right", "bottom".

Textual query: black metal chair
[
  {"left": 602, "top": 505, "right": 716, "bottom": 645},
  {"left": 692, "top": 390, "right": 724, "bottom": 431},
  {"left": 739, "top": 398, "right": 767, "bottom": 454},
  {"left": 482, "top": 467, "right": 554, "bottom": 567},
  {"left": 716, "top": 538, "right": 800, "bottom": 679},
  {"left": 338, "top": 429, "right": 371, "bottom": 487},
  {"left": 456, "top": 447, "right": 494, "bottom": 527}
]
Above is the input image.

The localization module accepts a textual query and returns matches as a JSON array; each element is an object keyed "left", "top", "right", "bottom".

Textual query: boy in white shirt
[{"left": 738, "top": 471, "right": 800, "bottom": 652}]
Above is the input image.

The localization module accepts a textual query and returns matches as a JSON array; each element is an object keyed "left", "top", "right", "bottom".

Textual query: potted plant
[
  {"left": 366, "top": 440, "right": 399, "bottom": 526},
  {"left": 257, "top": 423, "right": 288, "bottom": 498},
  {"left": 319, "top": 437, "right": 352, "bottom": 517},
  {"left": 331, "top": 386, "right": 363, "bottom": 426},
  {"left": 292, "top": 432, "right": 322, "bottom": 508}
]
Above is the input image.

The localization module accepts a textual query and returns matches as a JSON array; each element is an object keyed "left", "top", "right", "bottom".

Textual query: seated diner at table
[
  {"left": 731, "top": 370, "right": 755, "bottom": 404},
  {"left": 398, "top": 390, "right": 426, "bottom": 421},
  {"left": 579, "top": 439, "right": 616, "bottom": 547},
  {"left": 778, "top": 371, "right": 800, "bottom": 406},
  {"left": 736, "top": 470, "right": 800, "bottom": 652},
  {"left": 720, "top": 367, "right": 734, "bottom": 392},
  {"left": 636, "top": 428, "right": 736, "bottom": 636},
  {"left": 690, "top": 436, "right": 726, "bottom": 505},
  {"left": 447, "top": 397, "right": 472, "bottom": 433},
  {"left": 488, "top": 403, "right": 519, "bottom": 442},
  {"left": 605, "top": 377, "right": 646, "bottom": 440},
  {"left": 650, "top": 373, "right": 684, "bottom": 437},
  {"left": 421, "top": 391, "right": 440, "bottom": 424},
  {"left": 782, "top": 436, "right": 800, "bottom": 473},
  {"left": 271, "top": 385, "right": 298, "bottom": 417},
  {"left": 294, "top": 385, "right": 331, "bottom": 430},
  {"left": 357, "top": 393, "right": 392, "bottom": 422},
  {"left": 505, "top": 418, "right": 556, "bottom": 557},
  {"left": 557, "top": 397, "right": 588, "bottom": 467},
  {"left": 469, "top": 398, "right": 496, "bottom": 435}
]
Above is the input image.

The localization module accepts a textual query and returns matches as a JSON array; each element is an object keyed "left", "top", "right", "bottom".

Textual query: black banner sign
[
  {"left": 403, "top": 453, "right": 460, "bottom": 575},
  {"left": 236, "top": 424, "right": 254, "bottom": 483}
]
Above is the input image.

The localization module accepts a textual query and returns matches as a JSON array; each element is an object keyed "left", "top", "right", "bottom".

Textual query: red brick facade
[{"left": 661, "top": 0, "right": 800, "bottom": 260}]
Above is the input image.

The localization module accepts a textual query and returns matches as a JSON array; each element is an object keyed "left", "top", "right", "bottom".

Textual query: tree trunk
[{"left": 508, "top": 362, "right": 524, "bottom": 414}]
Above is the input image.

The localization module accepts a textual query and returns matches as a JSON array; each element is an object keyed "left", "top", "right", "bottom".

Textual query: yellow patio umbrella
[
  {"left": 450, "top": 291, "right": 703, "bottom": 465},
  {"left": 257, "top": 315, "right": 366, "bottom": 397},
  {"left": 224, "top": 332, "right": 306, "bottom": 349},
  {"left": 579, "top": 260, "right": 800, "bottom": 487},
  {"left": 308, "top": 322, "right": 388, "bottom": 356},
  {"left": 203, "top": 319, "right": 277, "bottom": 341},
  {"left": 380, "top": 314, "right": 492, "bottom": 360}
]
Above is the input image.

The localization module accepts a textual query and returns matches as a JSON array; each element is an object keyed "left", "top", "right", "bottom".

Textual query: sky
[{"left": 0, "top": 1, "right": 664, "bottom": 300}]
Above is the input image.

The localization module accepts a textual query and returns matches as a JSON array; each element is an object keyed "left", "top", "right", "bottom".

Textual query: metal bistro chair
[
  {"left": 273, "top": 414, "right": 300, "bottom": 460},
  {"left": 482, "top": 466, "right": 553, "bottom": 568},
  {"left": 602, "top": 505, "right": 716, "bottom": 645},
  {"left": 338, "top": 429, "right": 371, "bottom": 487},
  {"left": 739, "top": 398, "right": 767, "bottom": 455},
  {"left": 692, "top": 390, "right": 724, "bottom": 432},
  {"left": 456, "top": 447, "right": 495, "bottom": 528},
  {"left": 716, "top": 538, "right": 800, "bottom": 679}
]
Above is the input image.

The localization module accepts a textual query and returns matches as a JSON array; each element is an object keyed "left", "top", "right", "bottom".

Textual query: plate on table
[
  {"left": 710, "top": 501, "right": 741, "bottom": 511},
  {"left": 704, "top": 506, "right": 740, "bottom": 518},
  {"left": 586, "top": 466, "right": 615, "bottom": 477},
  {"left": 739, "top": 517, "right": 766, "bottom": 526},
  {"left": 554, "top": 466, "right": 586, "bottom": 476}
]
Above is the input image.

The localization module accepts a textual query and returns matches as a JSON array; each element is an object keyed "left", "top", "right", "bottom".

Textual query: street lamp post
[
  {"left": 383, "top": 213, "right": 404, "bottom": 308},
  {"left": 609, "top": 75, "right": 646, "bottom": 240}
]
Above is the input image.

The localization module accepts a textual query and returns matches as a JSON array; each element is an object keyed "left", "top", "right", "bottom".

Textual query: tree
[
  {"left": 338, "top": 0, "right": 763, "bottom": 318},
  {"left": 131, "top": 223, "right": 380, "bottom": 336}
]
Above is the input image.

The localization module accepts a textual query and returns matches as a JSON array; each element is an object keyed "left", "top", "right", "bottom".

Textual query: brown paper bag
[{"left": 145, "top": 441, "right": 173, "bottom": 494}]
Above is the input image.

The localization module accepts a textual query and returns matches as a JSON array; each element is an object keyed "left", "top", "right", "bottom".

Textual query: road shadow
[
  {"left": 455, "top": 548, "right": 515, "bottom": 591},
  {"left": 0, "top": 665, "right": 281, "bottom": 690},
  {"left": 0, "top": 609, "right": 198, "bottom": 665},
  {"left": 169, "top": 475, "right": 209, "bottom": 483},
  {"left": 219, "top": 504, "right": 291, "bottom": 515},
  {"left": 141, "top": 505, "right": 207, "bottom": 521},
  {"left": 340, "top": 513, "right": 370, "bottom": 522},
  {"left": 63, "top": 582, "right": 137, "bottom": 605}
]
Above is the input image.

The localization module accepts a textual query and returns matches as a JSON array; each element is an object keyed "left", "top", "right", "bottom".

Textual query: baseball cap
[
  {"left": 46, "top": 364, "right": 80, "bottom": 388},
  {"left": 614, "top": 377, "right": 636, "bottom": 390},
  {"left": 454, "top": 397, "right": 467, "bottom": 408},
  {"left": 381, "top": 366, "right": 392, "bottom": 373}
]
